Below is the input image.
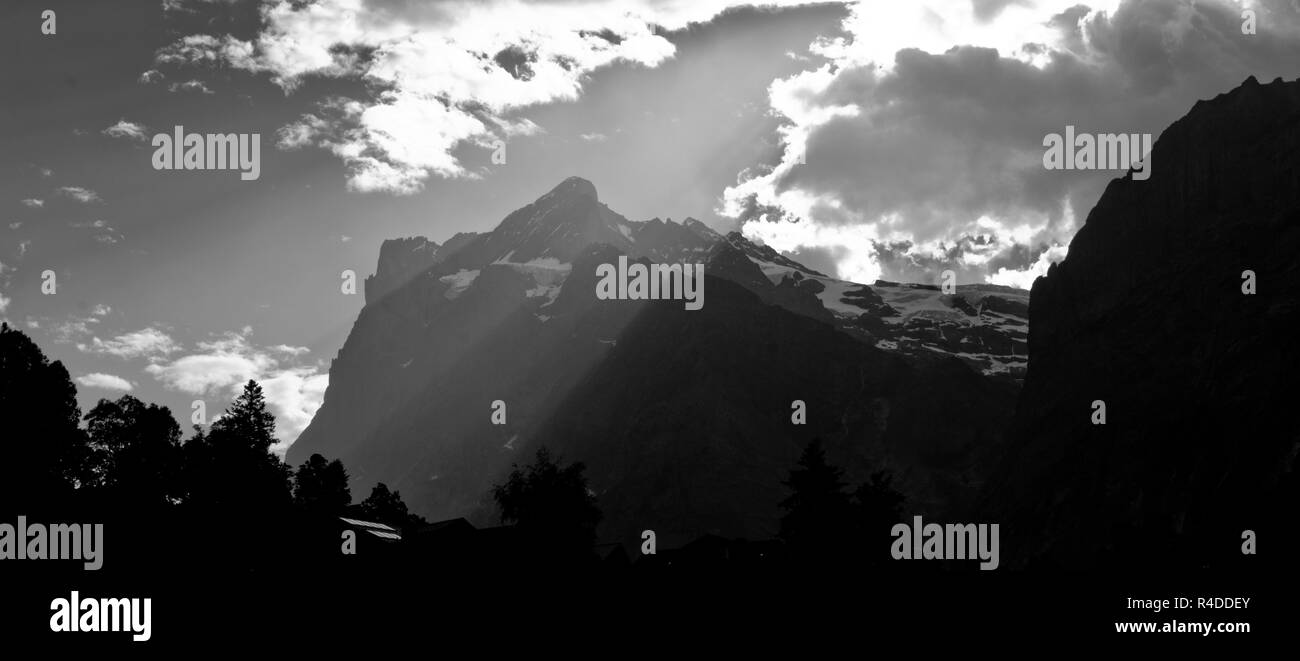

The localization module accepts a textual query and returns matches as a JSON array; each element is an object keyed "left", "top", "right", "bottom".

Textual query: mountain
[
  {"left": 981, "top": 76, "right": 1300, "bottom": 570},
  {"left": 290, "top": 177, "right": 1024, "bottom": 544}
]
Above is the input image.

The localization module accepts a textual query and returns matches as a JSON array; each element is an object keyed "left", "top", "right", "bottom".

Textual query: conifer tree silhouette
[
  {"left": 779, "top": 438, "right": 855, "bottom": 560},
  {"left": 852, "top": 469, "right": 905, "bottom": 567},
  {"left": 186, "top": 380, "right": 292, "bottom": 514}
]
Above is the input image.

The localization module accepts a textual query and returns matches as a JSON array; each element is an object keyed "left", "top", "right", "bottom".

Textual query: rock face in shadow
[
  {"left": 291, "top": 177, "right": 1021, "bottom": 544},
  {"left": 982, "top": 77, "right": 1300, "bottom": 570},
  {"left": 529, "top": 274, "right": 1016, "bottom": 547}
]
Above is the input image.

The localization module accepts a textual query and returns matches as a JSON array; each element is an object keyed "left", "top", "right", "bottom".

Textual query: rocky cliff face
[
  {"left": 290, "top": 177, "right": 1025, "bottom": 543},
  {"left": 364, "top": 237, "right": 440, "bottom": 305},
  {"left": 982, "top": 77, "right": 1300, "bottom": 569}
]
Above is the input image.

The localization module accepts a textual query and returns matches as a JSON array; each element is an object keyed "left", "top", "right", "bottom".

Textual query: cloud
[
  {"left": 51, "top": 318, "right": 94, "bottom": 343},
  {"left": 0, "top": 293, "right": 10, "bottom": 315},
  {"left": 138, "top": 69, "right": 164, "bottom": 84},
  {"left": 21, "top": 199, "right": 44, "bottom": 208},
  {"left": 58, "top": 186, "right": 102, "bottom": 203},
  {"left": 146, "top": 351, "right": 271, "bottom": 394},
  {"left": 579, "top": 132, "right": 608, "bottom": 142},
  {"left": 71, "top": 219, "right": 113, "bottom": 229},
  {"left": 719, "top": 0, "right": 1300, "bottom": 286},
  {"left": 259, "top": 369, "right": 330, "bottom": 456},
  {"left": 71, "top": 219, "right": 123, "bottom": 244},
  {"left": 157, "top": 0, "right": 820, "bottom": 194},
  {"left": 988, "top": 242, "right": 1069, "bottom": 289},
  {"left": 102, "top": 120, "right": 149, "bottom": 142},
  {"left": 144, "top": 328, "right": 328, "bottom": 454},
  {"left": 75, "top": 373, "right": 134, "bottom": 392},
  {"left": 79, "top": 327, "right": 180, "bottom": 360},
  {"left": 162, "top": 0, "right": 239, "bottom": 13},
  {"left": 168, "top": 79, "right": 214, "bottom": 94}
]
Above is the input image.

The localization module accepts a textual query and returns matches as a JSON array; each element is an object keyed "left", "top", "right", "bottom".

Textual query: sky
[{"left": 2, "top": 0, "right": 1297, "bottom": 454}]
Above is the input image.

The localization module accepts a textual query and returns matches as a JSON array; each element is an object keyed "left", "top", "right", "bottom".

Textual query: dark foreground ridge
[{"left": 983, "top": 75, "right": 1300, "bottom": 570}]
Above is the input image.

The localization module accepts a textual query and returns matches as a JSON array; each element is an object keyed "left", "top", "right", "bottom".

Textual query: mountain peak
[
  {"left": 547, "top": 176, "right": 599, "bottom": 202},
  {"left": 364, "top": 236, "right": 441, "bottom": 305},
  {"left": 682, "top": 217, "right": 720, "bottom": 239}
]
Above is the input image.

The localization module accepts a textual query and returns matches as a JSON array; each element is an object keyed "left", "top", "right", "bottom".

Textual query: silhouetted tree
[
  {"left": 293, "top": 453, "right": 351, "bottom": 516},
  {"left": 779, "top": 438, "right": 855, "bottom": 558},
  {"left": 853, "top": 469, "right": 905, "bottom": 566},
  {"left": 351, "top": 482, "right": 426, "bottom": 532},
  {"left": 211, "top": 379, "right": 278, "bottom": 453},
  {"left": 184, "top": 380, "right": 292, "bottom": 514},
  {"left": 174, "top": 381, "right": 294, "bottom": 568},
  {"left": 492, "top": 447, "right": 602, "bottom": 561},
  {"left": 0, "top": 323, "right": 88, "bottom": 512},
  {"left": 84, "top": 395, "right": 184, "bottom": 508}
]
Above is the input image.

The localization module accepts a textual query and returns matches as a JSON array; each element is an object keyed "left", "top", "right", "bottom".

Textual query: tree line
[
  {"left": 2, "top": 322, "right": 905, "bottom": 568},
  {"left": 0, "top": 323, "right": 423, "bottom": 553}
]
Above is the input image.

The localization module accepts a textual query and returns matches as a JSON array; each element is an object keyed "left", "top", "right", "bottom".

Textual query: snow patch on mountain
[
  {"left": 815, "top": 279, "right": 873, "bottom": 318},
  {"left": 439, "top": 269, "right": 480, "bottom": 299}
]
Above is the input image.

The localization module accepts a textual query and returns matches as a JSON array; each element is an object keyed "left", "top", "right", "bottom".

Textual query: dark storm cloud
[{"left": 725, "top": 0, "right": 1300, "bottom": 285}]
